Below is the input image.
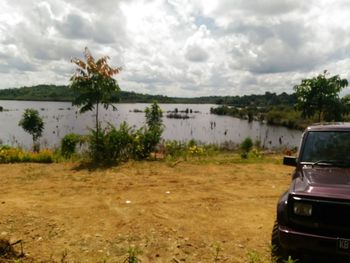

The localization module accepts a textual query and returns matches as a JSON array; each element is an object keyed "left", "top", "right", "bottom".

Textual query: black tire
[{"left": 271, "top": 220, "right": 290, "bottom": 263}]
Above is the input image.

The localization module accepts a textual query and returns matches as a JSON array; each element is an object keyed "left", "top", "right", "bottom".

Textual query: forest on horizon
[{"left": 0, "top": 84, "right": 296, "bottom": 107}]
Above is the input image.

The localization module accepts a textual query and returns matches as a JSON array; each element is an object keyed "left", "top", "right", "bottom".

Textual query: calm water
[{"left": 0, "top": 100, "right": 302, "bottom": 150}]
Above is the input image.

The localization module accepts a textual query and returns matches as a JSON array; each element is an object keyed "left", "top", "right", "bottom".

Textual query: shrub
[
  {"left": 29, "top": 149, "right": 54, "bottom": 163},
  {"left": 188, "top": 145, "right": 205, "bottom": 156},
  {"left": 240, "top": 137, "right": 253, "bottom": 153},
  {"left": 105, "top": 122, "right": 134, "bottom": 162},
  {"left": 61, "top": 133, "right": 82, "bottom": 158},
  {"left": 0, "top": 146, "right": 54, "bottom": 163},
  {"left": 163, "top": 140, "right": 211, "bottom": 159},
  {"left": 164, "top": 140, "right": 187, "bottom": 158},
  {"left": 240, "top": 137, "right": 254, "bottom": 159},
  {"left": 247, "top": 148, "right": 262, "bottom": 159},
  {"left": 88, "top": 122, "right": 134, "bottom": 164},
  {"left": 131, "top": 125, "right": 163, "bottom": 160},
  {"left": 0, "top": 147, "right": 21, "bottom": 163},
  {"left": 87, "top": 102, "right": 165, "bottom": 164},
  {"left": 130, "top": 102, "right": 164, "bottom": 160},
  {"left": 145, "top": 102, "right": 162, "bottom": 128}
]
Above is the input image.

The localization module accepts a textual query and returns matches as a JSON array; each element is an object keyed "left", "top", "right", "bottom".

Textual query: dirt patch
[{"left": 0, "top": 157, "right": 293, "bottom": 262}]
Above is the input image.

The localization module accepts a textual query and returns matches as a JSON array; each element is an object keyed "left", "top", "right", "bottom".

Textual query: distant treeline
[{"left": 0, "top": 84, "right": 296, "bottom": 106}]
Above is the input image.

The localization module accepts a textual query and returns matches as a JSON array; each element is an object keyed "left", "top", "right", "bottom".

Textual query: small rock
[{"left": 1, "top": 232, "right": 8, "bottom": 236}]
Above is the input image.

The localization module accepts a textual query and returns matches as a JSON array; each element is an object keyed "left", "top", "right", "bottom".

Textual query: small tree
[
  {"left": 145, "top": 101, "right": 163, "bottom": 129},
  {"left": 19, "top": 108, "right": 44, "bottom": 151},
  {"left": 241, "top": 137, "right": 253, "bottom": 152},
  {"left": 70, "top": 47, "right": 122, "bottom": 132},
  {"left": 294, "top": 70, "right": 348, "bottom": 122},
  {"left": 133, "top": 102, "right": 164, "bottom": 159}
]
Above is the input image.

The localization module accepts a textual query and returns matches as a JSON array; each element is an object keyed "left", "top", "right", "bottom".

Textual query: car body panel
[
  {"left": 292, "top": 167, "right": 350, "bottom": 200},
  {"left": 275, "top": 123, "right": 350, "bottom": 259}
]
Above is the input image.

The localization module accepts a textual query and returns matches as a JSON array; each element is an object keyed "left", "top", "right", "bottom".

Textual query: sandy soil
[{"left": 0, "top": 157, "right": 293, "bottom": 262}]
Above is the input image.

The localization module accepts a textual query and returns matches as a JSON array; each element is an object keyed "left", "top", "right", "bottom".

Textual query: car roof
[{"left": 306, "top": 122, "right": 350, "bottom": 132}]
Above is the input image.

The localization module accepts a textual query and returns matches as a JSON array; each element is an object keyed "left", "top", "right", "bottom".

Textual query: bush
[
  {"left": 0, "top": 146, "right": 54, "bottom": 163},
  {"left": 105, "top": 122, "right": 134, "bottom": 162},
  {"left": 240, "top": 137, "right": 253, "bottom": 153},
  {"left": 188, "top": 145, "right": 205, "bottom": 156},
  {"left": 145, "top": 102, "right": 163, "bottom": 128},
  {"left": 0, "top": 147, "right": 21, "bottom": 163},
  {"left": 88, "top": 122, "right": 134, "bottom": 164},
  {"left": 132, "top": 126, "right": 163, "bottom": 160},
  {"left": 247, "top": 148, "right": 262, "bottom": 159},
  {"left": 240, "top": 137, "right": 254, "bottom": 159},
  {"left": 163, "top": 140, "right": 211, "bottom": 159},
  {"left": 164, "top": 140, "right": 187, "bottom": 158},
  {"left": 87, "top": 101, "right": 164, "bottom": 164},
  {"left": 61, "top": 133, "right": 82, "bottom": 158},
  {"left": 88, "top": 121, "right": 165, "bottom": 164},
  {"left": 30, "top": 149, "right": 54, "bottom": 163}
]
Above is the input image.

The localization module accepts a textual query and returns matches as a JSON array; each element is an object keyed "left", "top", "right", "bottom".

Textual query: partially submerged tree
[
  {"left": 70, "top": 47, "right": 122, "bottom": 132},
  {"left": 294, "top": 70, "right": 348, "bottom": 122},
  {"left": 19, "top": 108, "right": 44, "bottom": 151}
]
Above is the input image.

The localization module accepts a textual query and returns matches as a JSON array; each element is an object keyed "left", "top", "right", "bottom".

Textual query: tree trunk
[
  {"left": 96, "top": 102, "right": 99, "bottom": 132},
  {"left": 95, "top": 100, "right": 100, "bottom": 155},
  {"left": 94, "top": 80, "right": 100, "bottom": 152}
]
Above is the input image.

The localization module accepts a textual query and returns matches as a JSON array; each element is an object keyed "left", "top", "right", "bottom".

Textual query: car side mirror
[{"left": 283, "top": 156, "right": 297, "bottom": 167}]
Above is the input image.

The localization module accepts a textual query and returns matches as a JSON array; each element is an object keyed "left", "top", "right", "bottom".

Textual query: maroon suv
[{"left": 273, "top": 123, "right": 350, "bottom": 262}]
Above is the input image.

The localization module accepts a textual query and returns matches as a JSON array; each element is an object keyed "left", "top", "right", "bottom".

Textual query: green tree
[
  {"left": 145, "top": 101, "right": 163, "bottom": 129},
  {"left": 70, "top": 47, "right": 122, "bottom": 132},
  {"left": 19, "top": 108, "right": 44, "bottom": 151},
  {"left": 294, "top": 70, "right": 348, "bottom": 122},
  {"left": 137, "top": 101, "right": 164, "bottom": 159}
]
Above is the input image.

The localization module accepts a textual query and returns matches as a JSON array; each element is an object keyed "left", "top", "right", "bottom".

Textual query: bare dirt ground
[{"left": 0, "top": 155, "right": 293, "bottom": 262}]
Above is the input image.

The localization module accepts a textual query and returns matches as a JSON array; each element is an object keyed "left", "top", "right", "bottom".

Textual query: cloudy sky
[{"left": 1, "top": 0, "right": 350, "bottom": 97}]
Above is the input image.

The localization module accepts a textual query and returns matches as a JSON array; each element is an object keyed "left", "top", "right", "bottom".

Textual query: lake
[{"left": 0, "top": 100, "right": 302, "bottom": 150}]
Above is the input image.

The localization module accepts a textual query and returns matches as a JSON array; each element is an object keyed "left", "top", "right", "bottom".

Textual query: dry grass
[{"left": 0, "top": 154, "right": 293, "bottom": 262}]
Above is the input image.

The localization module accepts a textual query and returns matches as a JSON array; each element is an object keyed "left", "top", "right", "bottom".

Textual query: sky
[{"left": 1, "top": 0, "right": 350, "bottom": 97}]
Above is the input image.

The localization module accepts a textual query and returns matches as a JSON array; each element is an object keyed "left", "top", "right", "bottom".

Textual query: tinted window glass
[{"left": 300, "top": 131, "right": 350, "bottom": 162}]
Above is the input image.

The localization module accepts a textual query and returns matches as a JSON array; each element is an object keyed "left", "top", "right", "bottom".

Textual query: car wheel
[{"left": 271, "top": 220, "right": 292, "bottom": 263}]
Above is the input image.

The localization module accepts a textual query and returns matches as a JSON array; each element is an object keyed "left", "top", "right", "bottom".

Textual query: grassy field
[{"left": 0, "top": 154, "right": 293, "bottom": 262}]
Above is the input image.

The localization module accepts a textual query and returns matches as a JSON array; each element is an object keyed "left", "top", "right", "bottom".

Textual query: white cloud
[{"left": 0, "top": 0, "right": 350, "bottom": 96}]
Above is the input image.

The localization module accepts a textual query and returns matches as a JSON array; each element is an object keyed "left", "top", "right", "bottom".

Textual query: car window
[{"left": 300, "top": 131, "right": 350, "bottom": 163}]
